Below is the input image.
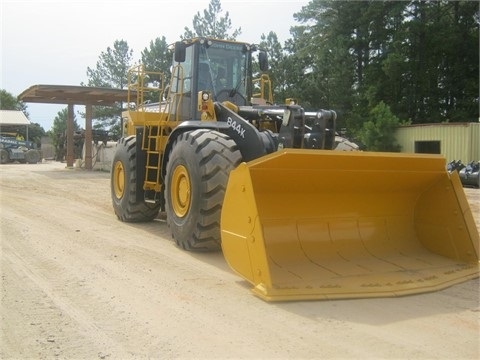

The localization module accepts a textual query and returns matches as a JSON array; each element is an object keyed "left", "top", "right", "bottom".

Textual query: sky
[{"left": 1, "top": 0, "right": 309, "bottom": 131}]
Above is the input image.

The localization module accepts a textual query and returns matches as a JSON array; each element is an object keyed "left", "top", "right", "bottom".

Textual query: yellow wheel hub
[
  {"left": 171, "top": 165, "right": 191, "bottom": 217},
  {"left": 113, "top": 160, "right": 125, "bottom": 199}
]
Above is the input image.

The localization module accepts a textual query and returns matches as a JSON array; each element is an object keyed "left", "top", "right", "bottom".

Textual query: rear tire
[
  {"left": 165, "top": 129, "right": 242, "bottom": 251},
  {"left": 111, "top": 136, "right": 160, "bottom": 222},
  {"left": 0, "top": 149, "right": 9, "bottom": 164}
]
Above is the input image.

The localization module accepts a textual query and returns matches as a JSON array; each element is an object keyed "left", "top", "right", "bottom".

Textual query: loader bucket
[{"left": 221, "top": 149, "right": 479, "bottom": 301}]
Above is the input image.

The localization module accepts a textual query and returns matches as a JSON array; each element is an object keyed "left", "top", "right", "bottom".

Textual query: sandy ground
[{"left": 1, "top": 161, "right": 479, "bottom": 359}]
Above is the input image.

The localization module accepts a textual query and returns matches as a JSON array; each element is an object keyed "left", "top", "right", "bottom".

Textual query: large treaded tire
[
  {"left": 25, "top": 149, "right": 40, "bottom": 164},
  {"left": 111, "top": 136, "right": 160, "bottom": 222},
  {"left": 165, "top": 129, "right": 242, "bottom": 251},
  {"left": 0, "top": 149, "right": 9, "bottom": 164}
]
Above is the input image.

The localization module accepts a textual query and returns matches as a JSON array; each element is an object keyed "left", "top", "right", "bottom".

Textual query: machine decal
[{"left": 226, "top": 117, "right": 246, "bottom": 138}]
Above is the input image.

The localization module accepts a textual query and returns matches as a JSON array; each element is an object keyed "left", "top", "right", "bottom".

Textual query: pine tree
[
  {"left": 83, "top": 40, "right": 134, "bottom": 137},
  {"left": 182, "top": 0, "right": 241, "bottom": 40}
]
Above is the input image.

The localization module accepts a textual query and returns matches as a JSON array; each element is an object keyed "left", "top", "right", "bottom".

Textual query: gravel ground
[{"left": 1, "top": 161, "right": 479, "bottom": 359}]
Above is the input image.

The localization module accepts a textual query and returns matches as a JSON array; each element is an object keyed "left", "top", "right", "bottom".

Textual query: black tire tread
[
  {"left": 111, "top": 136, "right": 160, "bottom": 222},
  {"left": 166, "top": 129, "right": 242, "bottom": 251}
]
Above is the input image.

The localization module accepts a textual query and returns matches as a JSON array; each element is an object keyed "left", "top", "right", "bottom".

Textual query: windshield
[{"left": 198, "top": 41, "right": 249, "bottom": 102}]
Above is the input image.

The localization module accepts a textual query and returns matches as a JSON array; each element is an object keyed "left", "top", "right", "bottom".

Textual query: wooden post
[
  {"left": 66, "top": 103, "right": 74, "bottom": 167},
  {"left": 85, "top": 104, "right": 93, "bottom": 170}
]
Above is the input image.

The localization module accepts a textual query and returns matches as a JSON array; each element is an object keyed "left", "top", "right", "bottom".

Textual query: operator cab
[{"left": 171, "top": 38, "right": 265, "bottom": 120}]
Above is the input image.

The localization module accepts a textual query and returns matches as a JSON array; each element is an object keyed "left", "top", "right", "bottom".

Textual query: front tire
[
  {"left": 111, "top": 136, "right": 160, "bottom": 222},
  {"left": 165, "top": 129, "right": 242, "bottom": 251},
  {"left": 25, "top": 149, "right": 40, "bottom": 164}
]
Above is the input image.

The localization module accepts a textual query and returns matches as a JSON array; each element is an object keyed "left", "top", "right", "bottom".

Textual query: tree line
[
  {"left": 2, "top": 0, "right": 478, "bottom": 152},
  {"left": 282, "top": 0, "right": 479, "bottom": 137}
]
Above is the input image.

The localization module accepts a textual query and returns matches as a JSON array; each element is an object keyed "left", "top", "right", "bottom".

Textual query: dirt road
[{"left": 1, "top": 161, "right": 479, "bottom": 359}]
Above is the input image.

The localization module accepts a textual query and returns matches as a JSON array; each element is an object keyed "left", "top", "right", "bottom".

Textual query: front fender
[{"left": 161, "top": 121, "right": 231, "bottom": 180}]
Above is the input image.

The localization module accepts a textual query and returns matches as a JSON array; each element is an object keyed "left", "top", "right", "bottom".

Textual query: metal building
[{"left": 395, "top": 122, "right": 480, "bottom": 163}]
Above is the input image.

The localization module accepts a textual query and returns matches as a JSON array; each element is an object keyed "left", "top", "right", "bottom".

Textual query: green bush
[{"left": 358, "top": 102, "right": 401, "bottom": 152}]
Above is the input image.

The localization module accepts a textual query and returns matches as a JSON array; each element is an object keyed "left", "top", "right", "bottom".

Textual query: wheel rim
[
  {"left": 113, "top": 160, "right": 125, "bottom": 199},
  {"left": 171, "top": 164, "right": 191, "bottom": 218}
]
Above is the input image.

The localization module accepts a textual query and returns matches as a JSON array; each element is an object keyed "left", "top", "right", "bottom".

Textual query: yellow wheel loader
[{"left": 111, "top": 38, "right": 479, "bottom": 301}]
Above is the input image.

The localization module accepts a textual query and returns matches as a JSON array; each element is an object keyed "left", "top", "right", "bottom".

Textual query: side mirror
[
  {"left": 174, "top": 42, "right": 186, "bottom": 63},
  {"left": 259, "top": 51, "right": 268, "bottom": 72}
]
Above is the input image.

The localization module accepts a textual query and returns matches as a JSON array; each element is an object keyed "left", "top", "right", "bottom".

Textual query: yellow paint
[{"left": 221, "top": 149, "right": 480, "bottom": 301}]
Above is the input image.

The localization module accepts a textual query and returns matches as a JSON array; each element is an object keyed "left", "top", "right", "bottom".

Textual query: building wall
[{"left": 395, "top": 122, "right": 480, "bottom": 163}]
